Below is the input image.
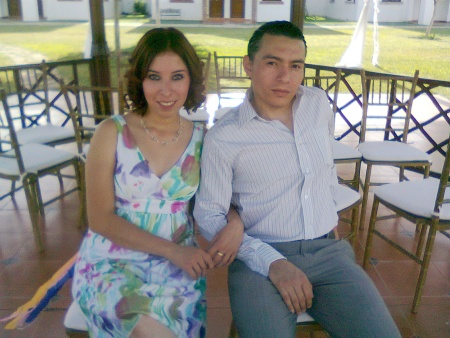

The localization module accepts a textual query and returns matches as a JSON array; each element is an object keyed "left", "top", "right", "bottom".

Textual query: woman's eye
[
  {"left": 148, "top": 74, "right": 159, "bottom": 80},
  {"left": 173, "top": 74, "right": 184, "bottom": 80}
]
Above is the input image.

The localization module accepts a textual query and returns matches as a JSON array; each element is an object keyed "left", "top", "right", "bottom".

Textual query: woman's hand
[
  {"left": 207, "top": 208, "right": 244, "bottom": 267},
  {"left": 169, "top": 246, "right": 214, "bottom": 279}
]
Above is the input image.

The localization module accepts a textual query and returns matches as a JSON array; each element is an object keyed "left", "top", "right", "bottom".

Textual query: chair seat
[
  {"left": 16, "top": 125, "right": 75, "bottom": 145},
  {"left": 297, "top": 311, "right": 316, "bottom": 323},
  {"left": 375, "top": 177, "right": 450, "bottom": 220},
  {"left": 0, "top": 143, "right": 76, "bottom": 176},
  {"left": 213, "top": 107, "right": 234, "bottom": 121},
  {"left": 335, "top": 184, "right": 361, "bottom": 212},
  {"left": 64, "top": 301, "right": 88, "bottom": 332},
  {"left": 179, "top": 108, "right": 210, "bottom": 123},
  {"left": 333, "top": 140, "right": 362, "bottom": 161},
  {"left": 358, "top": 141, "right": 431, "bottom": 162}
]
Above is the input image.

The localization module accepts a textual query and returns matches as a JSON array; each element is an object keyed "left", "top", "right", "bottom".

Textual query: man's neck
[{"left": 250, "top": 99, "right": 295, "bottom": 132}]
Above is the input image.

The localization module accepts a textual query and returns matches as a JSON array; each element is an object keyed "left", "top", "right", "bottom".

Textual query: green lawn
[{"left": 0, "top": 18, "right": 449, "bottom": 92}]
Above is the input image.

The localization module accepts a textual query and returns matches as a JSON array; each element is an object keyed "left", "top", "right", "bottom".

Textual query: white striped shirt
[{"left": 194, "top": 86, "right": 340, "bottom": 276}]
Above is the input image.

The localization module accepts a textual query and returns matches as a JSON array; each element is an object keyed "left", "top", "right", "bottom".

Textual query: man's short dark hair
[{"left": 247, "top": 20, "right": 307, "bottom": 60}]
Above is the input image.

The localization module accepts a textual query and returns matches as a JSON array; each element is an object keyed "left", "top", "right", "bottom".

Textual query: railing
[
  {"left": 0, "top": 60, "right": 448, "bottom": 175},
  {"left": 305, "top": 64, "right": 449, "bottom": 176},
  {"left": 0, "top": 59, "right": 92, "bottom": 129}
]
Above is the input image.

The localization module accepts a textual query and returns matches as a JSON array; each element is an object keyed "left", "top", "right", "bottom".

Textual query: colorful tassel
[{"left": 1, "top": 253, "right": 78, "bottom": 329}]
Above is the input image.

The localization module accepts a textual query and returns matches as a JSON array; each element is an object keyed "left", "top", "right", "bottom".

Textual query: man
[{"left": 194, "top": 21, "right": 400, "bottom": 337}]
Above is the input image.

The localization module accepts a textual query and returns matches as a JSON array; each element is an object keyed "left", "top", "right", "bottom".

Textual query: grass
[{"left": 0, "top": 18, "right": 449, "bottom": 94}]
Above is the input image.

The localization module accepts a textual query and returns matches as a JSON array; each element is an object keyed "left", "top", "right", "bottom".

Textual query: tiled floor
[{"left": 0, "top": 163, "right": 448, "bottom": 338}]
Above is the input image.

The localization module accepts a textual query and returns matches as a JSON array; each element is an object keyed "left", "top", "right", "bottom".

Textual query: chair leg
[
  {"left": 359, "top": 164, "right": 372, "bottom": 230},
  {"left": 75, "top": 160, "right": 87, "bottom": 229},
  {"left": 353, "top": 160, "right": 361, "bottom": 192},
  {"left": 34, "top": 179, "right": 45, "bottom": 222},
  {"left": 363, "top": 196, "right": 380, "bottom": 269},
  {"left": 23, "top": 176, "right": 45, "bottom": 252},
  {"left": 57, "top": 170, "right": 65, "bottom": 191},
  {"left": 415, "top": 221, "right": 428, "bottom": 258},
  {"left": 411, "top": 224, "right": 437, "bottom": 313},
  {"left": 228, "top": 320, "right": 238, "bottom": 338},
  {"left": 350, "top": 205, "right": 359, "bottom": 246}
]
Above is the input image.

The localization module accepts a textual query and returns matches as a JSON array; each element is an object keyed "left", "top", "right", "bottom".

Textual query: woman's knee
[{"left": 130, "top": 315, "right": 176, "bottom": 338}]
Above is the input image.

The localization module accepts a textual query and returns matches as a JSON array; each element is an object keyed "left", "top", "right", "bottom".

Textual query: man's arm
[{"left": 194, "top": 133, "right": 285, "bottom": 277}]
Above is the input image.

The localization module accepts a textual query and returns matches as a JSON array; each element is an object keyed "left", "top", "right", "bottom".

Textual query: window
[{"left": 382, "top": 0, "right": 401, "bottom": 2}]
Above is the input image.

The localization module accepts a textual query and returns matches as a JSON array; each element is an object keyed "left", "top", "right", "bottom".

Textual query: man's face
[{"left": 243, "top": 34, "right": 306, "bottom": 114}]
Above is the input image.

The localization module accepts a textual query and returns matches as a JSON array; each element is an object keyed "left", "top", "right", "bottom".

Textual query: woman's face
[{"left": 142, "top": 51, "right": 190, "bottom": 117}]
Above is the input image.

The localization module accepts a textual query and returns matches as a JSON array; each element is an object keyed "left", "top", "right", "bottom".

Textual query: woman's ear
[{"left": 243, "top": 55, "right": 252, "bottom": 79}]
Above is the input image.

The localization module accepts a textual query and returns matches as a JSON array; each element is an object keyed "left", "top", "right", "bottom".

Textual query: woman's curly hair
[{"left": 126, "top": 28, "right": 205, "bottom": 116}]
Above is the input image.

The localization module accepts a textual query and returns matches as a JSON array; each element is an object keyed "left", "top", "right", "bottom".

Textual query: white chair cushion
[
  {"left": 64, "top": 301, "right": 88, "bottom": 331},
  {"left": 16, "top": 125, "right": 75, "bottom": 145},
  {"left": 179, "top": 108, "right": 210, "bottom": 122},
  {"left": 0, "top": 144, "right": 76, "bottom": 176},
  {"left": 374, "top": 177, "right": 450, "bottom": 220},
  {"left": 335, "top": 184, "right": 361, "bottom": 212},
  {"left": 297, "top": 312, "right": 316, "bottom": 323},
  {"left": 358, "top": 141, "right": 431, "bottom": 162},
  {"left": 214, "top": 107, "right": 233, "bottom": 121},
  {"left": 332, "top": 140, "right": 362, "bottom": 161}
]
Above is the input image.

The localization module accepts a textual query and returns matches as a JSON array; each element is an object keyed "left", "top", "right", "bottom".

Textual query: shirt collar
[{"left": 238, "top": 86, "right": 305, "bottom": 127}]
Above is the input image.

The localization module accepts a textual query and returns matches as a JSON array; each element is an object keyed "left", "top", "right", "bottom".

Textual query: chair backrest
[
  {"left": 214, "top": 52, "right": 250, "bottom": 107},
  {"left": 303, "top": 66, "right": 342, "bottom": 116},
  {"left": 0, "top": 88, "right": 26, "bottom": 175},
  {"left": 200, "top": 52, "right": 212, "bottom": 94},
  {"left": 360, "top": 69, "right": 419, "bottom": 143},
  {"left": 60, "top": 82, "right": 119, "bottom": 158},
  {"left": 435, "top": 134, "right": 450, "bottom": 219}
]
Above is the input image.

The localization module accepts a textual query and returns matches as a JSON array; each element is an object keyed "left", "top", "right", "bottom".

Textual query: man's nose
[{"left": 277, "top": 65, "right": 290, "bottom": 82}]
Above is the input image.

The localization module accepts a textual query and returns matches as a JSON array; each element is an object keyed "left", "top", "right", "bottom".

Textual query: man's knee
[{"left": 228, "top": 260, "right": 297, "bottom": 337}]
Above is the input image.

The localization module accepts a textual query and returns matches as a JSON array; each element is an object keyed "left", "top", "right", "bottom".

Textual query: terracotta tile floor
[{"left": 0, "top": 164, "right": 449, "bottom": 338}]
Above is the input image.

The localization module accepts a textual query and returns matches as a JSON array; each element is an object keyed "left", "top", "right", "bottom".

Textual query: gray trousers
[{"left": 228, "top": 239, "right": 401, "bottom": 338}]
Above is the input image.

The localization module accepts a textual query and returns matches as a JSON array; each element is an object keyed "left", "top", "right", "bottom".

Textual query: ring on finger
[{"left": 217, "top": 252, "right": 224, "bottom": 257}]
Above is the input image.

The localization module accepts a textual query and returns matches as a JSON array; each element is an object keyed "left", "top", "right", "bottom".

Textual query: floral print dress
[{"left": 72, "top": 115, "right": 206, "bottom": 338}]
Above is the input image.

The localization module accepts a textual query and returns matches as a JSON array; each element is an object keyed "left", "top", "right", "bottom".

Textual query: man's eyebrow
[{"left": 261, "top": 54, "right": 305, "bottom": 64}]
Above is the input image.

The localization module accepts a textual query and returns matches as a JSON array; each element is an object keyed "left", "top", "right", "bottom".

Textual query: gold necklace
[{"left": 140, "top": 116, "right": 183, "bottom": 146}]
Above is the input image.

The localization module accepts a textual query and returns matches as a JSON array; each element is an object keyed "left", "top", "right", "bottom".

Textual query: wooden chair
[
  {"left": 303, "top": 68, "right": 362, "bottom": 241},
  {"left": 7, "top": 61, "right": 75, "bottom": 147},
  {"left": 303, "top": 67, "right": 362, "bottom": 192},
  {"left": 363, "top": 134, "right": 450, "bottom": 313},
  {"left": 214, "top": 52, "right": 250, "bottom": 108},
  {"left": 0, "top": 88, "right": 82, "bottom": 252},
  {"left": 358, "top": 70, "right": 431, "bottom": 229},
  {"left": 61, "top": 82, "right": 122, "bottom": 226},
  {"left": 201, "top": 52, "right": 212, "bottom": 95}
]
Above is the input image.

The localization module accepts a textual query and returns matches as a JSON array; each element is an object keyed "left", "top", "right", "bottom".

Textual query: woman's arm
[{"left": 85, "top": 119, "right": 213, "bottom": 278}]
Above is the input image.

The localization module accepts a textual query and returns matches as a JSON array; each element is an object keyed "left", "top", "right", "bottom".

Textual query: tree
[{"left": 425, "top": 0, "right": 439, "bottom": 39}]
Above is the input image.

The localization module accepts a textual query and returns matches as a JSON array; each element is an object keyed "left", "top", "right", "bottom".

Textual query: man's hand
[
  {"left": 268, "top": 259, "right": 313, "bottom": 314},
  {"left": 207, "top": 215, "right": 244, "bottom": 268}
]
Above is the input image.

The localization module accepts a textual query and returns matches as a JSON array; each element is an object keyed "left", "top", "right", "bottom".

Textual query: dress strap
[{"left": 111, "top": 115, "right": 126, "bottom": 132}]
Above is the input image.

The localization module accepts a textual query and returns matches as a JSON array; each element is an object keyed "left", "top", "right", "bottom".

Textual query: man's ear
[{"left": 243, "top": 55, "right": 252, "bottom": 79}]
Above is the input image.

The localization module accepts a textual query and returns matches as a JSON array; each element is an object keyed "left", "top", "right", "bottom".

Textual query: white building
[{"left": 0, "top": 0, "right": 448, "bottom": 25}]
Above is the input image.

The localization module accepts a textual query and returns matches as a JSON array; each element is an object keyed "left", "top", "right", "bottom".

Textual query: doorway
[
  {"left": 7, "top": 0, "right": 22, "bottom": 19},
  {"left": 231, "top": 0, "right": 244, "bottom": 18},
  {"left": 210, "top": 0, "right": 224, "bottom": 18}
]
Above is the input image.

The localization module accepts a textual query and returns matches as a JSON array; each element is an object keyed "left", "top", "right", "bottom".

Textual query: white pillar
[{"left": 21, "top": 0, "right": 39, "bottom": 21}]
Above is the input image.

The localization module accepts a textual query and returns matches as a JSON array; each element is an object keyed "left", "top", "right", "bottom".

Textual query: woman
[{"left": 72, "top": 28, "right": 243, "bottom": 338}]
